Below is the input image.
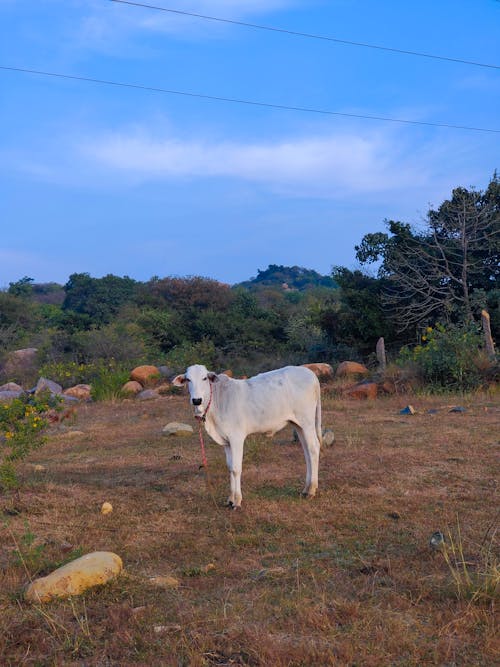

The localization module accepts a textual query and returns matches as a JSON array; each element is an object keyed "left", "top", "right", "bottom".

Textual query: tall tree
[{"left": 355, "top": 175, "right": 500, "bottom": 331}]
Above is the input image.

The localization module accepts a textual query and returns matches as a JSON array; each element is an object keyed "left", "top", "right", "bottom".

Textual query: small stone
[
  {"left": 63, "top": 384, "right": 91, "bottom": 401},
  {"left": 162, "top": 422, "right": 194, "bottom": 436},
  {"left": 32, "top": 464, "right": 47, "bottom": 473},
  {"left": 148, "top": 575, "right": 180, "bottom": 588},
  {"left": 429, "top": 531, "right": 446, "bottom": 550},
  {"left": 101, "top": 502, "right": 113, "bottom": 515},
  {"left": 203, "top": 563, "right": 216, "bottom": 573},
  {"left": 386, "top": 511, "right": 401, "bottom": 520},
  {"left": 24, "top": 551, "right": 123, "bottom": 602},
  {"left": 122, "top": 381, "right": 143, "bottom": 396},
  {"left": 322, "top": 429, "right": 335, "bottom": 446},
  {"left": 449, "top": 406, "right": 466, "bottom": 413},
  {"left": 66, "top": 430, "right": 85, "bottom": 438},
  {"left": 137, "top": 389, "right": 159, "bottom": 401}
]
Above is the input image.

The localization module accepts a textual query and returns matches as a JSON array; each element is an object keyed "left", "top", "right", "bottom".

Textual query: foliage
[
  {"left": 356, "top": 175, "right": 500, "bottom": 333},
  {"left": 63, "top": 273, "right": 138, "bottom": 325},
  {"left": 237, "top": 264, "right": 338, "bottom": 291},
  {"left": 90, "top": 365, "right": 131, "bottom": 402},
  {"left": 165, "top": 339, "right": 218, "bottom": 372},
  {"left": 0, "top": 392, "right": 56, "bottom": 490},
  {"left": 437, "top": 519, "right": 499, "bottom": 604},
  {"left": 397, "top": 323, "right": 488, "bottom": 390}
]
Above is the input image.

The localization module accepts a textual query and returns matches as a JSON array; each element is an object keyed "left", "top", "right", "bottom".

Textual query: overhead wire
[
  {"left": 1, "top": 65, "right": 499, "bottom": 134},
  {"left": 108, "top": 0, "right": 500, "bottom": 71}
]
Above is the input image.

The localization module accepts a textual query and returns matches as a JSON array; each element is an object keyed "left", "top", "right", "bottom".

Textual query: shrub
[
  {"left": 397, "top": 322, "right": 490, "bottom": 390},
  {"left": 165, "top": 339, "right": 218, "bottom": 372},
  {"left": 0, "top": 393, "right": 56, "bottom": 490}
]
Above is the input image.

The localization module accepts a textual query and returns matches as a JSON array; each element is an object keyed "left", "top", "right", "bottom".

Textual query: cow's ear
[
  {"left": 172, "top": 374, "right": 187, "bottom": 386},
  {"left": 207, "top": 372, "right": 218, "bottom": 383}
]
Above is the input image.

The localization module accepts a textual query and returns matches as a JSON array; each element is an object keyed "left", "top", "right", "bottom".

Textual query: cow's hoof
[
  {"left": 225, "top": 500, "right": 234, "bottom": 508},
  {"left": 232, "top": 505, "right": 242, "bottom": 511},
  {"left": 301, "top": 491, "right": 316, "bottom": 499}
]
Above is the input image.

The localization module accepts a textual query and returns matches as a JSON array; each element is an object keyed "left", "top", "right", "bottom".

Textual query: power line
[
  {"left": 109, "top": 0, "right": 500, "bottom": 71},
  {"left": 1, "top": 65, "right": 499, "bottom": 134}
]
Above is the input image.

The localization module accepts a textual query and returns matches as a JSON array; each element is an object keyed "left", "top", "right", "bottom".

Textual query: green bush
[
  {"left": 90, "top": 366, "right": 131, "bottom": 402},
  {"left": 397, "top": 323, "right": 488, "bottom": 390},
  {"left": 165, "top": 339, "right": 218, "bottom": 372},
  {"left": 0, "top": 393, "right": 56, "bottom": 490}
]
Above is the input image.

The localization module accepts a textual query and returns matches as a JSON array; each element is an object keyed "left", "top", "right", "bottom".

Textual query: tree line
[{"left": 1, "top": 175, "right": 498, "bottom": 384}]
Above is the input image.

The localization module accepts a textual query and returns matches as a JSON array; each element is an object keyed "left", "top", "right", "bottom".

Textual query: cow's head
[{"left": 172, "top": 364, "right": 218, "bottom": 417}]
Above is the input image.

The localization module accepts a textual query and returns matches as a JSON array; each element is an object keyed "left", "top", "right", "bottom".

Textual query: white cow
[{"left": 173, "top": 364, "right": 322, "bottom": 509}]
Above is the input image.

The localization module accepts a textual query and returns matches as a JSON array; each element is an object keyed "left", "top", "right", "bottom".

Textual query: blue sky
[{"left": 1, "top": 0, "right": 499, "bottom": 288}]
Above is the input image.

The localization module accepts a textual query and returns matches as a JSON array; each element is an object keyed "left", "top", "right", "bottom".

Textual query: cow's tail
[{"left": 315, "top": 384, "right": 322, "bottom": 447}]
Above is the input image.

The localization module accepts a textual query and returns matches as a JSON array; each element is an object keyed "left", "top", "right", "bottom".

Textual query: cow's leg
[
  {"left": 227, "top": 436, "right": 244, "bottom": 509},
  {"left": 294, "top": 425, "right": 312, "bottom": 495},
  {"left": 224, "top": 445, "right": 235, "bottom": 507},
  {"left": 296, "top": 424, "right": 320, "bottom": 497}
]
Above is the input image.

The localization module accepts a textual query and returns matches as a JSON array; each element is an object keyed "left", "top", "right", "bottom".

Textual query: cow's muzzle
[{"left": 192, "top": 398, "right": 202, "bottom": 406}]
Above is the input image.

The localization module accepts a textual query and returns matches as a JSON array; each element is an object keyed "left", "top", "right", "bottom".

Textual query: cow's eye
[{"left": 202, "top": 376, "right": 207, "bottom": 381}]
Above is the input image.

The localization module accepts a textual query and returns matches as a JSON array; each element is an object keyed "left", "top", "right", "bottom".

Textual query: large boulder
[
  {"left": 130, "top": 365, "right": 160, "bottom": 387},
  {"left": 63, "top": 384, "right": 92, "bottom": 401},
  {"left": 2, "top": 348, "right": 39, "bottom": 382},
  {"left": 24, "top": 551, "right": 123, "bottom": 603},
  {"left": 336, "top": 361, "right": 369, "bottom": 377},
  {"left": 301, "top": 363, "right": 334, "bottom": 381},
  {"left": 35, "top": 377, "right": 63, "bottom": 396},
  {"left": 0, "top": 382, "right": 24, "bottom": 393},
  {"left": 0, "top": 390, "right": 23, "bottom": 403}
]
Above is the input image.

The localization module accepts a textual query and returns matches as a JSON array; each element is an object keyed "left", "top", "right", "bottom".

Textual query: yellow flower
[{"left": 5, "top": 431, "right": 14, "bottom": 439}]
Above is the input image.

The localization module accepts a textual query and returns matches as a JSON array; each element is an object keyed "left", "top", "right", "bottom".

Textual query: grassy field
[{"left": 1, "top": 390, "right": 498, "bottom": 666}]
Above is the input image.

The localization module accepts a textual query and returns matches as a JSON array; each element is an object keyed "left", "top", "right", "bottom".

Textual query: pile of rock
[
  {"left": 0, "top": 378, "right": 92, "bottom": 404},
  {"left": 121, "top": 365, "right": 174, "bottom": 401}
]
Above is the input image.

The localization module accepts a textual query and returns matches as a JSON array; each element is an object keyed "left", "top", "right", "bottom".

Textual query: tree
[
  {"left": 63, "top": 273, "right": 138, "bottom": 326},
  {"left": 356, "top": 175, "right": 500, "bottom": 332}
]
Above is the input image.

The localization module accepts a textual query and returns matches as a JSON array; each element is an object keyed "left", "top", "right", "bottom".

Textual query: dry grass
[{"left": 1, "top": 392, "right": 499, "bottom": 666}]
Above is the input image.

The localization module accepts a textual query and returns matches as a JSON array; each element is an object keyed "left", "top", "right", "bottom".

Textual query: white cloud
[
  {"left": 77, "top": 0, "right": 303, "bottom": 48},
  {"left": 79, "top": 125, "right": 435, "bottom": 197}
]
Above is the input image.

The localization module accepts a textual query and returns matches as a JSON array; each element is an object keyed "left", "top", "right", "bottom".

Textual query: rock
[
  {"left": 2, "top": 348, "right": 38, "bottom": 379},
  {"left": 158, "top": 365, "right": 174, "bottom": 378},
  {"left": 322, "top": 429, "right": 335, "bottom": 446},
  {"left": 301, "top": 363, "right": 334, "bottom": 381},
  {"left": 336, "top": 361, "right": 369, "bottom": 377},
  {"left": 156, "top": 383, "right": 172, "bottom": 395},
  {"left": 449, "top": 406, "right": 466, "bottom": 413},
  {"left": 0, "top": 382, "right": 24, "bottom": 393},
  {"left": 387, "top": 511, "right": 401, "bottom": 520},
  {"left": 101, "top": 502, "right": 113, "bottom": 515},
  {"left": 59, "top": 394, "right": 79, "bottom": 404},
  {"left": 130, "top": 365, "right": 160, "bottom": 387},
  {"left": 63, "top": 384, "right": 91, "bottom": 401},
  {"left": 122, "top": 380, "right": 143, "bottom": 396},
  {"left": 148, "top": 575, "right": 180, "bottom": 589},
  {"left": 35, "top": 377, "right": 63, "bottom": 396},
  {"left": 0, "top": 390, "right": 23, "bottom": 403},
  {"left": 429, "top": 531, "right": 446, "bottom": 550},
  {"left": 378, "top": 380, "right": 396, "bottom": 394},
  {"left": 65, "top": 430, "right": 85, "bottom": 438},
  {"left": 162, "top": 422, "right": 194, "bottom": 436},
  {"left": 221, "top": 369, "right": 233, "bottom": 377},
  {"left": 32, "top": 464, "right": 47, "bottom": 473},
  {"left": 345, "top": 382, "right": 378, "bottom": 400},
  {"left": 400, "top": 405, "right": 416, "bottom": 415},
  {"left": 137, "top": 389, "right": 159, "bottom": 401},
  {"left": 24, "top": 551, "right": 123, "bottom": 602}
]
